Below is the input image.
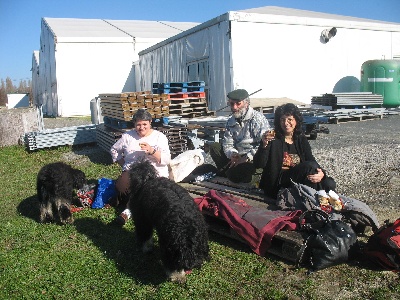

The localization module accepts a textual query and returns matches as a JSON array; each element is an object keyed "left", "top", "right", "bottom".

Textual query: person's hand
[
  {"left": 307, "top": 168, "right": 324, "bottom": 183},
  {"left": 117, "top": 158, "right": 125, "bottom": 168},
  {"left": 228, "top": 153, "right": 247, "bottom": 168},
  {"left": 262, "top": 130, "right": 275, "bottom": 147},
  {"left": 228, "top": 153, "right": 240, "bottom": 168},
  {"left": 139, "top": 142, "right": 153, "bottom": 154}
]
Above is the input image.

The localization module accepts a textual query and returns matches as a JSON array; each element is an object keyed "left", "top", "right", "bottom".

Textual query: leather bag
[
  {"left": 364, "top": 218, "right": 400, "bottom": 271},
  {"left": 297, "top": 209, "right": 357, "bottom": 271}
]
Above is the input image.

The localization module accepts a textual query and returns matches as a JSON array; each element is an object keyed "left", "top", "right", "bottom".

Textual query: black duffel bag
[{"left": 297, "top": 209, "right": 357, "bottom": 271}]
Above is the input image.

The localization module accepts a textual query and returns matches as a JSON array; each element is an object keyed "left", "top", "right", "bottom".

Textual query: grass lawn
[{"left": 0, "top": 145, "right": 398, "bottom": 300}]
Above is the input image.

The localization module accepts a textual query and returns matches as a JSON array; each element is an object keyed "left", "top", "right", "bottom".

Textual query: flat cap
[{"left": 227, "top": 89, "right": 249, "bottom": 101}]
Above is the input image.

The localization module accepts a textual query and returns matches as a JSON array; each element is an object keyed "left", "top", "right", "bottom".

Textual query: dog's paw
[
  {"left": 168, "top": 270, "right": 186, "bottom": 284},
  {"left": 59, "top": 204, "right": 74, "bottom": 225}
]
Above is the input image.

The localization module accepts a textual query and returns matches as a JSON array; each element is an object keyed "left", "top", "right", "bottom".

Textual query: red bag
[{"left": 364, "top": 218, "right": 400, "bottom": 272}]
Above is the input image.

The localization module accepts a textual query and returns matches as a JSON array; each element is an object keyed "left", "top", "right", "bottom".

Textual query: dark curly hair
[{"left": 273, "top": 103, "right": 304, "bottom": 139}]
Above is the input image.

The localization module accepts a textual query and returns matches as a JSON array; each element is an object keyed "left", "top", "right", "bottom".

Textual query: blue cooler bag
[{"left": 92, "top": 178, "right": 116, "bottom": 208}]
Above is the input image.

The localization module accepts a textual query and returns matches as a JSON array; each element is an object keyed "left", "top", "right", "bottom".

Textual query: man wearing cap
[{"left": 209, "top": 89, "right": 271, "bottom": 183}]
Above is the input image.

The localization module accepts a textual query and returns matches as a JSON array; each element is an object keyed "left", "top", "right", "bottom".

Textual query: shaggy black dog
[
  {"left": 37, "top": 162, "right": 86, "bottom": 224},
  {"left": 128, "top": 160, "right": 210, "bottom": 283}
]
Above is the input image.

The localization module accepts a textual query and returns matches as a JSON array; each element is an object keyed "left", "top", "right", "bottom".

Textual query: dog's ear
[
  {"left": 129, "top": 160, "right": 159, "bottom": 190},
  {"left": 143, "top": 160, "right": 159, "bottom": 179}
]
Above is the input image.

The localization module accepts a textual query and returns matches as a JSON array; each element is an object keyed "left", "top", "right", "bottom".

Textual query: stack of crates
[
  {"left": 152, "top": 81, "right": 205, "bottom": 94},
  {"left": 152, "top": 81, "right": 214, "bottom": 119},
  {"left": 99, "top": 91, "right": 170, "bottom": 124}
]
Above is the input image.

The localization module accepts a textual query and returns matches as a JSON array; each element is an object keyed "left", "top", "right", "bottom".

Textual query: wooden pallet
[
  {"left": 312, "top": 108, "right": 384, "bottom": 124},
  {"left": 169, "top": 97, "right": 206, "bottom": 103},
  {"left": 180, "top": 178, "right": 305, "bottom": 263},
  {"left": 156, "top": 126, "right": 189, "bottom": 157},
  {"left": 169, "top": 101, "right": 212, "bottom": 119},
  {"left": 95, "top": 124, "right": 124, "bottom": 152},
  {"left": 153, "top": 81, "right": 205, "bottom": 88},
  {"left": 99, "top": 92, "right": 170, "bottom": 121}
]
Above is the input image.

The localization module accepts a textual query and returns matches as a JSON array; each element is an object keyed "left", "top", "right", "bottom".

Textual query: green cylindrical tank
[{"left": 360, "top": 59, "right": 400, "bottom": 108}]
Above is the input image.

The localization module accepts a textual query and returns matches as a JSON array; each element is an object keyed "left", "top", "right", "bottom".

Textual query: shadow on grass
[
  {"left": 208, "top": 230, "right": 254, "bottom": 254},
  {"left": 72, "top": 144, "right": 113, "bottom": 165},
  {"left": 17, "top": 194, "right": 168, "bottom": 284},
  {"left": 17, "top": 195, "right": 40, "bottom": 222},
  {"left": 73, "top": 217, "right": 167, "bottom": 285}
]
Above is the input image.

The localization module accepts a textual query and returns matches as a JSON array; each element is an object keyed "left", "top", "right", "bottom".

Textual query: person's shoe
[{"left": 112, "top": 212, "right": 129, "bottom": 226}]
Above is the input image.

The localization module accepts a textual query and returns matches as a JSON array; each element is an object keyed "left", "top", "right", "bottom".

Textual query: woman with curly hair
[{"left": 253, "top": 103, "right": 336, "bottom": 199}]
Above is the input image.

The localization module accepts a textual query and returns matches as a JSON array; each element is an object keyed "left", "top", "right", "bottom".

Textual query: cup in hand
[
  {"left": 266, "top": 129, "right": 275, "bottom": 140},
  {"left": 139, "top": 143, "right": 146, "bottom": 150},
  {"left": 262, "top": 129, "right": 275, "bottom": 147}
]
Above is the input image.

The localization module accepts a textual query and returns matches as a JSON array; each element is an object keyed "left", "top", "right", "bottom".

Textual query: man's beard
[{"left": 232, "top": 106, "right": 248, "bottom": 119}]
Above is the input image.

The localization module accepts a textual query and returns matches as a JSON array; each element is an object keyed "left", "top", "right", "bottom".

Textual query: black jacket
[{"left": 253, "top": 134, "right": 320, "bottom": 199}]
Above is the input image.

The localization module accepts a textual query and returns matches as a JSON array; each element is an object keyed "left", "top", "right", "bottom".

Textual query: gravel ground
[
  {"left": 308, "top": 114, "right": 400, "bottom": 224},
  {"left": 43, "top": 116, "right": 93, "bottom": 129},
  {"left": 45, "top": 114, "right": 400, "bottom": 224}
]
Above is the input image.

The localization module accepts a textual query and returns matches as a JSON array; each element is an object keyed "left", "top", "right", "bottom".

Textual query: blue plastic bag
[{"left": 92, "top": 178, "right": 116, "bottom": 209}]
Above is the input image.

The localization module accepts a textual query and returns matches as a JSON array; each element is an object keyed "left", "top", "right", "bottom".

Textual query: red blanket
[{"left": 194, "top": 190, "right": 301, "bottom": 256}]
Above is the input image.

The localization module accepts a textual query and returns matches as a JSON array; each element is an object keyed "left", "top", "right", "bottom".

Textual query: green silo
[{"left": 361, "top": 59, "right": 400, "bottom": 108}]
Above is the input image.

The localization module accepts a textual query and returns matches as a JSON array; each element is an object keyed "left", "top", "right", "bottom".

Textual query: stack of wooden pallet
[
  {"left": 152, "top": 81, "right": 205, "bottom": 94},
  {"left": 96, "top": 124, "right": 190, "bottom": 158},
  {"left": 152, "top": 81, "right": 215, "bottom": 119},
  {"left": 96, "top": 90, "right": 191, "bottom": 157},
  {"left": 156, "top": 126, "right": 189, "bottom": 157},
  {"left": 99, "top": 91, "right": 170, "bottom": 121},
  {"left": 95, "top": 124, "right": 123, "bottom": 153},
  {"left": 311, "top": 92, "right": 383, "bottom": 109},
  {"left": 168, "top": 91, "right": 214, "bottom": 118}
]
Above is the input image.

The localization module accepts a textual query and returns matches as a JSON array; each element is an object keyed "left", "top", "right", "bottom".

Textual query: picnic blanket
[{"left": 194, "top": 190, "right": 301, "bottom": 256}]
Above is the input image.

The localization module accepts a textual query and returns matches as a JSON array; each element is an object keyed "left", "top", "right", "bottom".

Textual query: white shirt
[{"left": 110, "top": 129, "right": 171, "bottom": 178}]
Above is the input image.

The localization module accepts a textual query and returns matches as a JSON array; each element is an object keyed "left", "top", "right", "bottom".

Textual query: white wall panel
[{"left": 230, "top": 21, "right": 397, "bottom": 104}]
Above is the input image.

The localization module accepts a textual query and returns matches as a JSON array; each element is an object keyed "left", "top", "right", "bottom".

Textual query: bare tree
[
  {"left": 0, "top": 80, "right": 6, "bottom": 106},
  {"left": 5, "top": 77, "right": 15, "bottom": 94}
]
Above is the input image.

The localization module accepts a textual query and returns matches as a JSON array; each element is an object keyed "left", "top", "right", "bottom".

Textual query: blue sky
[{"left": 1, "top": 0, "right": 400, "bottom": 83}]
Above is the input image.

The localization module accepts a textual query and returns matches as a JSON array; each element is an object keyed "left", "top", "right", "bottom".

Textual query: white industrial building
[
  {"left": 138, "top": 6, "right": 400, "bottom": 114},
  {"left": 33, "top": 17, "right": 199, "bottom": 117},
  {"left": 6, "top": 94, "right": 30, "bottom": 108},
  {"left": 31, "top": 51, "right": 40, "bottom": 107}
]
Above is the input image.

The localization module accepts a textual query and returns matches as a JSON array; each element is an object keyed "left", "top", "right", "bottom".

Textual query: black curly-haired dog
[
  {"left": 128, "top": 160, "right": 210, "bottom": 283},
  {"left": 37, "top": 162, "right": 86, "bottom": 224}
]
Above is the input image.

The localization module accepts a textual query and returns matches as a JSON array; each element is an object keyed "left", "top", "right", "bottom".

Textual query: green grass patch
[{"left": 0, "top": 145, "right": 398, "bottom": 300}]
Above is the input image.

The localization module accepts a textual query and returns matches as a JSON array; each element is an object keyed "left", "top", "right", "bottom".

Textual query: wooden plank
[
  {"left": 100, "top": 103, "right": 132, "bottom": 110},
  {"left": 101, "top": 112, "right": 133, "bottom": 122}
]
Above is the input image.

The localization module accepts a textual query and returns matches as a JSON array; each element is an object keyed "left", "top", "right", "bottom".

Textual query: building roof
[
  {"left": 140, "top": 5, "right": 400, "bottom": 55},
  {"left": 43, "top": 17, "right": 200, "bottom": 43},
  {"left": 239, "top": 6, "right": 399, "bottom": 25}
]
